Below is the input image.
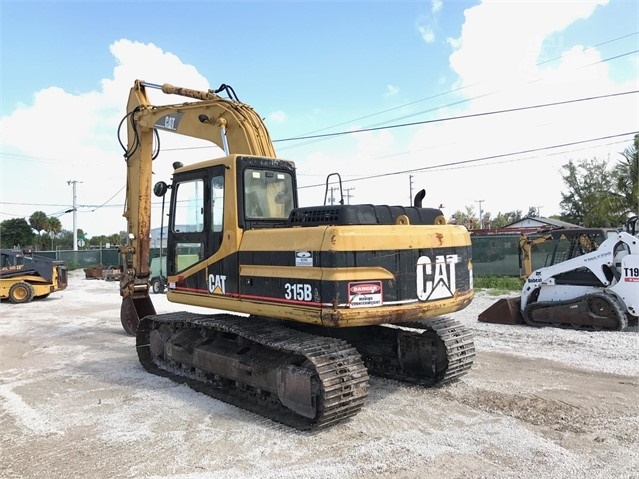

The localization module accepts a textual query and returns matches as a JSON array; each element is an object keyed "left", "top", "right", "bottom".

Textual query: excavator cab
[{"left": 158, "top": 155, "right": 298, "bottom": 291}]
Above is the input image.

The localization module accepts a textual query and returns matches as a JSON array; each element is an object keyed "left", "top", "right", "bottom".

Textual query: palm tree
[
  {"left": 29, "top": 211, "right": 49, "bottom": 250},
  {"left": 594, "top": 134, "right": 639, "bottom": 224},
  {"left": 615, "top": 134, "right": 639, "bottom": 216},
  {"left": 47, "top": 216, "right": 62, "bottom": 250}
]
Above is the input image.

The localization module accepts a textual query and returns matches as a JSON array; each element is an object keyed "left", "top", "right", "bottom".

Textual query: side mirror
[{"left": 153, "top": 181, "right": 168, "bottom": 197}]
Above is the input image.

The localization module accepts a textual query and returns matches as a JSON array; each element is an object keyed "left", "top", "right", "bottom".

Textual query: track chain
[
  {"left": 387, "top": 316, "right": 476, "bottom": 386},
  {"left": 523, "top": 292, "right": 628, "bottom": 331},
  {"left": 136, "top": 312, "right": 369, "bottom": 430},
  {"left": 288, "top": 316, "right": 475, "bottom": 387}
]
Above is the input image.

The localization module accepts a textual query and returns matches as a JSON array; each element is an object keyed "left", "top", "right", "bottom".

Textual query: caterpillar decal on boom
[{"left": 118, "top": 80, "right": 476, "bottom": 430}]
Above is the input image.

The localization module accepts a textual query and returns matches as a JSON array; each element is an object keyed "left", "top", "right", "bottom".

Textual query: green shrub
[{"left": 474, "top": 276, "right": 521, "bottom": 295}]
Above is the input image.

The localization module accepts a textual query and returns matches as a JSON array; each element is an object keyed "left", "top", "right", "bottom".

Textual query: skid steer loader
[
  {"left": 478, "top": 217, "right": 638, "bottom": 331},
  {"left": 0, "top": 249, "right": 68, "bottom": 303}
]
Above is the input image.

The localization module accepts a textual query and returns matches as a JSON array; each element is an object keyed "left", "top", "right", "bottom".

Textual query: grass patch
[{"left": 474, "top": 276, "right": 521, "bottom": 295}]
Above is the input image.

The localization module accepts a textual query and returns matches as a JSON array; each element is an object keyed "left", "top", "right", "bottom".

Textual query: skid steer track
[{"left": 523, "top": 292, "right": 628, "bottom": 331}]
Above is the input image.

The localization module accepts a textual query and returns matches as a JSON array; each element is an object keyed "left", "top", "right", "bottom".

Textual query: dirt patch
[{"left": 1, "top": 272, "right": 638, "bottom": 478}]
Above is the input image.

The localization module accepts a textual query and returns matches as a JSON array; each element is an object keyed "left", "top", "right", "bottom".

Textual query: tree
[
  {"left": 489, "top": 210, "right": 523, "bottom": 228},
  {"left": 0, "top": 218, "right": 35, "bottom": 248},
  {"left": 480, "top": 211, "right": 491, "bottom": 229},
  {"left": 595, "top": 133, "right": 639, "bottom": 221},
  {"left": 526, "top": 206, "right": 539, "bottom": 218},
  {"left": 450, "top": 208, "right": 525, "bottom": 229},
  {"left": 109, "top": 233, "right": 124, "bottom": 246},
  {"left": 47, "top": 216, "right": 62, "bottom": 249},
  {"left": 29, "top": 211, "right": 50, "bottom": 250},
  {"left": 559, "top": 158, "right": 621, "bottom": 227},
  {"left": 559, "top": 136, "right": 639, "bottom": 227},
  {"left": 56, "top": 230, "right": 74, "bottom": 250},
  {"left": 449, "top": 206, "right": 477, "bottom": 229}
]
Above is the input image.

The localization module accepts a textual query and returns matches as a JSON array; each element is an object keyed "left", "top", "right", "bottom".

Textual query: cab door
[{"left": 167, "top": 165, "right": 226, "bottom": 294}]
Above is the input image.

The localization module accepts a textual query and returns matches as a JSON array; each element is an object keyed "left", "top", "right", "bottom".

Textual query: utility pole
[
  {"left": 67, "top": 180, "right": 82, "bottom": 251},
  {"left": 475, "top": 199, "right": 484, "bottom": 229},
  {"left": 328, "top": 186, "right": 336, "bottom": 205},
  {"left": 409, "top": 175, "right": 414, "bottom": 205},
  {"left": 344, "top": 187, "right": 355, "bottom": 205}
]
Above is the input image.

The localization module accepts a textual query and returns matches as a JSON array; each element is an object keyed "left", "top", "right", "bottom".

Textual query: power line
[
  {"left": 124, "top": 45, "right": 639, "bottom": 156},
  {"left": 151, "top": 89, "right": 637, "bottom": 155},
  {"left": 2, "top": 41, "right": 636, "bottom": 210},
  {"left": 87, "top": 185, "right": 125, "bottom": 212},
  {"left": 287, "top": 33, "right": 639, "bottom": 139},
  {"left": 1, "top": 133, "right": 635, "bottom": 213},
  {"left": 275, "top": 46, "right": 639, "bottom": 151},
  {"left": 297, "top": 131, "right": 638, "bottom": 190},
  {"left": 1, "top": 35, "right": 636, "bottom": 168},
  {"left": 274, "top": 90, "right": 638, "bottom": 143}
]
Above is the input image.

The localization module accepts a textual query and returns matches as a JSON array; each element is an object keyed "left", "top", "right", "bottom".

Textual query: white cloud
[
  {"left": 405, "top": 0, "right": 635, "bottom": 218},
  {"left": 385, "top": 84, "right": 400, "bottom": 97},
  {"left": 417, "top": 0, "right": 443, "bottom": 44},
  {"left": 419, "top": 24, "right": 435, "bottom": 44},
  {"left": 448, "top": 0, "right": 609, "bottom": 91},
  {"left": 294, "top": 0, "right": 636, "bottom": 219},
  {"left": 0, "top": 40, "right": 217, "bottom": 237},
  {"left": 268, "top": 110, "right": 287, "bottom": 123},
  {"left": 1, "top": 2, "right": 636, "bottom": 242}
]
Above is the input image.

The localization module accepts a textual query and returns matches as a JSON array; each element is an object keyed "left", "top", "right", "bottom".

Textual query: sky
[{"left": 1, "top": 0, "right": 638, "bottom": 239}]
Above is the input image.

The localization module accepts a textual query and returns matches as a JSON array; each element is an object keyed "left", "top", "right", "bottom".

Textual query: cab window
[{"left": 244, "top": 169, "right": 294, "bottom": 220}]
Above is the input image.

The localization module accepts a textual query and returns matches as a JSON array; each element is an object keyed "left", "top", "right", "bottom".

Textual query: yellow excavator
[{"left": 118, "top": 80, "right": 476, "bottom": 430}]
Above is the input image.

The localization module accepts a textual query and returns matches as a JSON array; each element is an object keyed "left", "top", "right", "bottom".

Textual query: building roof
[
  {"left": 505, "top": 216, "right": 581, "bottom": 229},
  {"left": 470, "top": 217, "right": 582, "bottom": 236}
]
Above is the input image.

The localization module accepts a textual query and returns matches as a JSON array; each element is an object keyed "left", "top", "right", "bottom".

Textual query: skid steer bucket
[{"left": 478, "top": 297, "right": 524, "bottom": 325}]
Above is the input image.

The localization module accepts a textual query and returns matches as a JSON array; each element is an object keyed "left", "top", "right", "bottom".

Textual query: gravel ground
[{"left": 1, "top": 271, "right": 638, "bottom": 479}]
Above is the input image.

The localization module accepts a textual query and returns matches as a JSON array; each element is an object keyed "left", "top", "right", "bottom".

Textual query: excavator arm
[{"left": 119, "top": 80, "right": 277, "bottom": 334}]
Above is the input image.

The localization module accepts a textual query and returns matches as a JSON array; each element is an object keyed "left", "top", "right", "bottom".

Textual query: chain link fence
[
  {"left": 471, "top": 234, "right": 557, "bottom": 277},
  {"left": 35, "top": 240, "right": 554, "bottom": 278}
]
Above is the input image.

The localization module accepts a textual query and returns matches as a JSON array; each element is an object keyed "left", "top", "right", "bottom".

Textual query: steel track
[{"left": 136, "top": 312, "right": 369, "bottom": 430}]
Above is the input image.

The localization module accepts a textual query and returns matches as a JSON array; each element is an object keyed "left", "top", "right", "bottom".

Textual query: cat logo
[
  {"left": 416, "top": 254, "right": 459, "bottom": 301},
  {"left": 208, "top": 274, "right": 227, "bottom": 295},
  {"left": 154, "top": 112, "right": 183, "bottom": 131}
]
